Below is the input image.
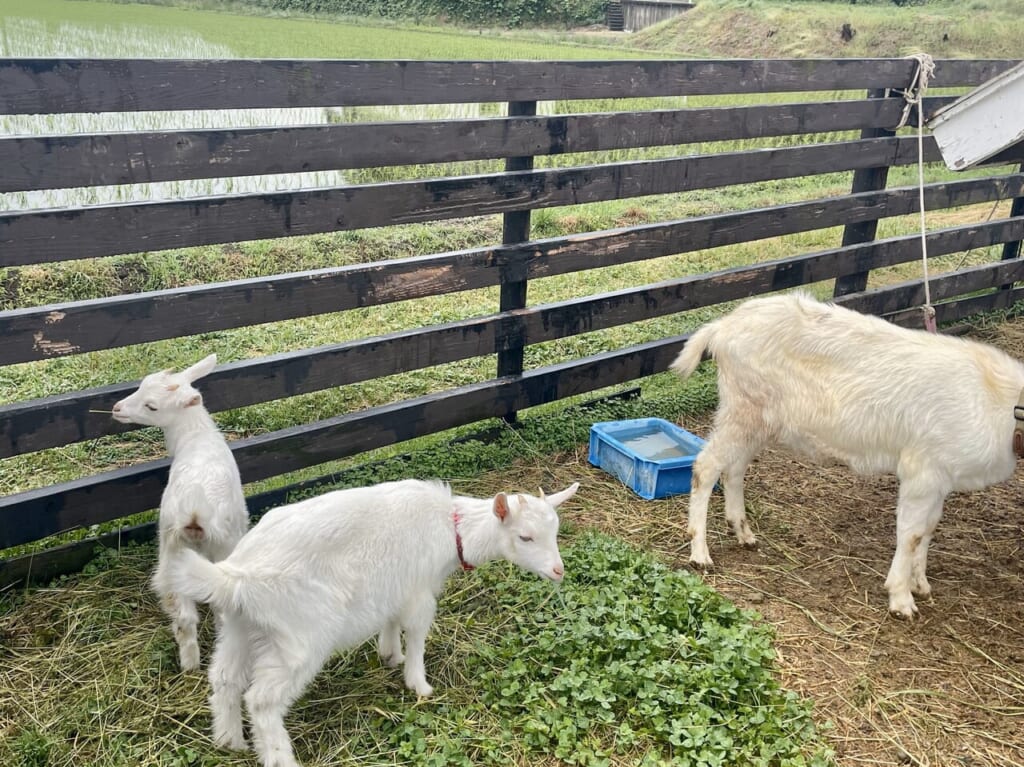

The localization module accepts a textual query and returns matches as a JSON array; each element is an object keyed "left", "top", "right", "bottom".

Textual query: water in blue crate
[
  {"left": 588, "top": 418, "right": 707, "bottom": 500},
  {"left": 619, "top": 430, "right": 691, "bottom": 461}
]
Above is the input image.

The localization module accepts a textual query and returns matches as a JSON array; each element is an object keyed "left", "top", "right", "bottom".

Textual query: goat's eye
[
  {"left": 145, "top": 403, "right": 158, "bottom": 412},
  {"left": 518, "top": 535, "right": 533, "bottom": 543}
]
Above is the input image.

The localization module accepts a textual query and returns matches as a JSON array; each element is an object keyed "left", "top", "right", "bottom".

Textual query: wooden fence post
[
  {"left": 1001, "top": 164, "right": 1024, "bottom": 263},
  {"left": 498, "top": 100, "right": 538, "bottom": 424},
  {"left": 999, "top": 165, "right": 1024, "bottom": 297},
  {"left": 834, "top": 88, "right": 896, "bottom": 297}
]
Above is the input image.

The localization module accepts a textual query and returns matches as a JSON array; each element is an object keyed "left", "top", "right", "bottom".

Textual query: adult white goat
[
  {"left": 113, "top": 353, "right": 248, "bottom": 670},
  {"left": 166, "top": 478, "right": 578, "bottom": 767},
  {"left": 671, "top": 292, "right": 1024, "bottom": 619}
]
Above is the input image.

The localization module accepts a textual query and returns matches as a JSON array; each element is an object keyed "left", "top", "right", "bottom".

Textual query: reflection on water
[
  {"left": 1, "top": 16, "right": 352, "bottom": 212},
  {"left": 0, "top": 14, "right": 557, "bottom": 213},
  {"left": 621, "top": 431, "right": 690, "bottom": 461}
]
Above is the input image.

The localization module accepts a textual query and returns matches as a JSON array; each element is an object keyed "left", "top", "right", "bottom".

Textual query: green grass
[
  {"left": 627, "top": 0, "right": 1024, "bottom": 59},
  {"left": 0, "top": 522, "right": 834, "bottom": 767}
]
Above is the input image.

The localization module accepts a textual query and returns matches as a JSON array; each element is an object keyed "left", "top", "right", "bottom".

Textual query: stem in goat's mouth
[{"left": 88, "top": 409, "right": 113, "bottom": 414}]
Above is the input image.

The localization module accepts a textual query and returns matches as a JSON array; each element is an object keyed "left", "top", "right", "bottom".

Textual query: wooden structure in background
[
  {"left": 2, "top": 57, "right": 1024, "bottom": 585},
  {"left": 621, "top": 0, "right": 695, "bottom": 32}
]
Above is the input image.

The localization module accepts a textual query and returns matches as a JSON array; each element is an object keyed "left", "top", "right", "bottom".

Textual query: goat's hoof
[
  {"left": 910, "top": 582, "right": 932, "bottom": 599},
  {"left": 215, "top": 734, "right": 249, "bottom": 752},
  {"left": 889, "top": 609, "right": 917, "bottom": 621},
  {"left": 179, "top": 648, "right": 201, "bottom": 672},
  {"left": 381, "top": 653, "right": 405, "bottom": 669},
  {"left": 740, "top": 539, "right": 758, "bottom": 550},
  {"left": 887, "top": 601, "right": 919, "bottom": 621},
  {"left": 687, "top": 557, "right": 715, "bottom": 572},
  {"left": 409, "top": 682, "right": 434, "bottom": 698}
]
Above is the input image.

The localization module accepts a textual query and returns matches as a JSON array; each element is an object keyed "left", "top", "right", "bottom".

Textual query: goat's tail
[
  {"left": 670, "top": 320, "right": 718, "bottom": 380},
  {"left": 165, "top": 547, "right": 239, "bottom": 613}
]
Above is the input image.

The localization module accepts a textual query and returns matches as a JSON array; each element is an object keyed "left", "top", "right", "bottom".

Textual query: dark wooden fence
[{"left": 2, "top": 58, "right": 1024, "bottom": 587}]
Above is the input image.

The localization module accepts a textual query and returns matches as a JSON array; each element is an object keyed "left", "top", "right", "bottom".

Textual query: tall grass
[{"left": 630, "top": 0, "right": 1024, "bottom": 59}]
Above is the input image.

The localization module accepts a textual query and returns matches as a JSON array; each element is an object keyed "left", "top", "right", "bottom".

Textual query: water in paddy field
[
  {"left": 621, "top": 431, "right": 691, "bottom": 461},
  {"left": 0, "top": 14, "right": 544, "bottom": 213},
  {"left": 0, "top": 16, "right": 352, "bottom": 212}
]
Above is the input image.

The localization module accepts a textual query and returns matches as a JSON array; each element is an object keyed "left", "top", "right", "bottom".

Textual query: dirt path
[{"left": 562, "top": 316, "right": 1024, "bottom": 766}]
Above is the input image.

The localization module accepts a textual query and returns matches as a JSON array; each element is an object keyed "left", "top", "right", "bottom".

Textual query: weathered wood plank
[
  {"left": 884, "top": 287, "right": 1024, "bottom": 327},
  {"left": 5, "top": 212, "right": 1022, "bottom": 459},
  {"left": 0, "top": 469, "right": 343, "bottom": 587},
  {"left": 839, "top": 259, "right": 1024, "bottom": 317},
  {"left": 0, "top": 337, "right": 683, "bottom": 551},
  {"left": 497, "top": 100, "right": 536, "bottom": 416},
  {"left": 2, "top": 59, "right": 1007, "bottom": 115},
  {"left": 0, "top": 522, "right": 160, "bottom": 588},
  {"left": 1000, "top": 163, "right": 1024, "bottom": 266},
  {"left": 0, "top": 97, "right": 960, "bottom": 193},
  {"left": 4, "top": 172, "right": 1022, "bottom": 368},
  {"left": 0, "top": 136, "right": 943, "bottom": 267},
  {"left": 1, "top": 320, "right": 520, "bottom": 459}
]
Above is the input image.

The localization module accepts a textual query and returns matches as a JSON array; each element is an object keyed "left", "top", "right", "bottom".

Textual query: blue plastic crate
[{"left": 588, "top": 418, "right": 707, "bottom": 500}]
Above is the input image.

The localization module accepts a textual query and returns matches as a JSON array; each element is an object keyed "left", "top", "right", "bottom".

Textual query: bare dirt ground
[{"left": 557, "top": 316, "right": 1024, "bottom": 767}]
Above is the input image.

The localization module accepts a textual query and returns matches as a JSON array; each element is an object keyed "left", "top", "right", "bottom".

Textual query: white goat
[
  {"left": 671, "top": 292, "right": 1024, "bottom": 619},
  {"left": 166, "top": 478, "right": 578, "bottom": 767},
  {"left": 113, "top": 354, "right": 248, "bottom": 670}
]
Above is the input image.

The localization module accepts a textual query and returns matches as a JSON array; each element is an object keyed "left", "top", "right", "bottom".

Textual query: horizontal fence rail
[
  {"left": 3, "top": 56, "right": 1024, "bottom": 585},
  {"left": 5, "top": 210, "right": 1024, "bottom": 458},
  {"left": 10, "top": 135, "right": 1024, "bottom": 268},
  {"left": 0, "top": 97, "right": 961, "bottom": 193},
  {"left": 5, "top": 173, "right": 1023, "bottom": 370},
  {"left": 1, "top": 58, "right": 1015, "bottom": 114}
]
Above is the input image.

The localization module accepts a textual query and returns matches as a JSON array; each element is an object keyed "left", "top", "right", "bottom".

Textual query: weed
[
  {"left": 458, "top": 531, "right": 834, "bottom": 766},
  {"left": 0, "top": 529, "right": 835, "bottom": 766},
  {"left": 11, "top": 729, "right": 55, "bottom": 767}
]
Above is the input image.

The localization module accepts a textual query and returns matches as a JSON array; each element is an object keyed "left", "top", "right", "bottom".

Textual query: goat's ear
[
  {"left": 493, "top": 492, "right": 510, "bottom": 522},
  {"left": 181, "top": 353, "right": 217, "bottom": 383},
  {"left": 174, "top": 387, "right": 203, "bottom": 409},
  {"left": 544, "top": 482, "right": 580, "bottom": 509}
]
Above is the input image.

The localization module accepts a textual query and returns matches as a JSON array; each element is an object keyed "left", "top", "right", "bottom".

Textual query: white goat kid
[
  {"left": 113, "top": 354, "right": 248, "bottom": 670},
  {"left": 167, "top": 478, "right": 578, "bottom": 767},
  {"left": 671, "top": 292, "right": 1024, "bottom": 619}
]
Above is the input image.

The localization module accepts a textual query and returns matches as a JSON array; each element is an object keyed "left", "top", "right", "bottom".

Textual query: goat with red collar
[{"left": 166, "top": 478, "right": 578, "bottom": 767}]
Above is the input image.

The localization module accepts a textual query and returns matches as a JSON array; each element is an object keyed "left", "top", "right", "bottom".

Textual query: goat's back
[
  {"left": 700, "top": 293, "right": 1024, "bottom": 483},
  {"left": 215, "top": 480, "right": 455, "bottom": 646},
  {"left": 161, "top": 432, "right": 247, "bottom": 556}
]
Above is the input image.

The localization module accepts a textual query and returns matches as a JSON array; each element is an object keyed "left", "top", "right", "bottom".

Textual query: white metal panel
[{"left": 927, "top": 60, "right": 1024, "bottom": 170}]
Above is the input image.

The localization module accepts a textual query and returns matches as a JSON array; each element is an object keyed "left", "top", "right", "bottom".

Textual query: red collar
[{"left": 452, "top": 511, "right": 474, "bottom": 571}]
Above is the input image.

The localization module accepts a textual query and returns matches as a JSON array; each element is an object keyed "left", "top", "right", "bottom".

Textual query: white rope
[{"left": 898, "top": 53, "right": 937, "bottom": 331}]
